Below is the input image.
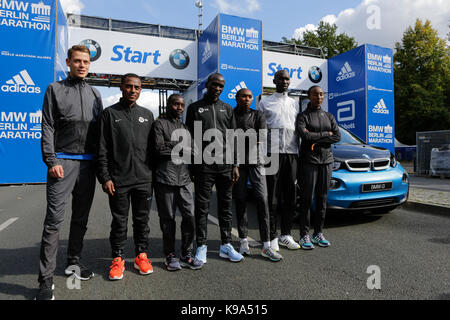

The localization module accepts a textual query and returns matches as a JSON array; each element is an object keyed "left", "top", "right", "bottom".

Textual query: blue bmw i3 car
[{"left": 326, "top": 126, "right": 409, "bottom": 213}]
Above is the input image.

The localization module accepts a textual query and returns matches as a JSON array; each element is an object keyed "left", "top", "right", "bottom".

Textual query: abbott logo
[
  {"left": 372, "top": 99, "right": 389, "bottom": 114},
  {"left": 336, "top": 62, "right": 356, "bottom": 82},
  {"left": 2, "top": 70, "right": 41, "bottom": 94},
  {"left": 337, "top": 100, "right": 355, "bottom": 122},
  {"left": 228, "top": 81, "right": 247, "bottom": 99}
]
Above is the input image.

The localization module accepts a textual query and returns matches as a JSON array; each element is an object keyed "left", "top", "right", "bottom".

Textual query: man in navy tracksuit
[
  {"left": 185, "top": 73, "right": 243, "bottom": 264},
  {"left": 233, "top": 88, "right": 283, "bottom": 262},
  {"left": 97, "top": 73, "right": 155, "bottom": 280},
  {"left": 151, "top": 94, "right": 203, "bottom": 271}
]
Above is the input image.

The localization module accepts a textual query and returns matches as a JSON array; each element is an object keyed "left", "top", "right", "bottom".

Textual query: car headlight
[
  {"left": 329, "top": 178, "right": 341, "bottom": 190},
  {"left": 390, "top": 153, "right": 397, "bottom": 167},
  {"left": 332, "top": 161, "right": 342, "bottom": 171}
]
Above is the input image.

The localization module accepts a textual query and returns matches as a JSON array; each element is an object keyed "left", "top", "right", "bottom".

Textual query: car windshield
[{"left": 336, "top": 126, "right": 365, "bottom": 145}]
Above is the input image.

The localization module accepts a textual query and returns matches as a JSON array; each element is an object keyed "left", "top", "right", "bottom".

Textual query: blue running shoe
[
  {"left": 165, "top": 253, "right": 181, "bottom": 271},
  {"left": 219, "top": 243, "right": 244, "bottom": 262},
  {"left": 195, "top": 245, "right": 207, "bottom": 264},
  {"left": 299, "top": 234, "right": 315, "bottom": 250},
  {"left": 312, "top": 233, "right": 330, "bottom": 247}
]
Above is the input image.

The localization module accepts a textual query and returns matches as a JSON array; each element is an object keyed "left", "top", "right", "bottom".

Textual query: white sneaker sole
[
  {"left": 279, "top": 242, "right": 301, "bottom": 250},
  {"left": 109, "top": 274, "right": 124, "bottom": 281},
  {"left": 312, "top": 242, "right": 330, "bottom": 247},
  {"left": 219, "top": 252, "right": 243, "bottom": 262},
  {"left": 134, "top": 263, "right": 153, "bottom": 275},
  {"left": 64, "top": 269, "right": 95, "bottom": 281},
  {"left": 261, "top": 252, "right": 281, "bottom": 262}
]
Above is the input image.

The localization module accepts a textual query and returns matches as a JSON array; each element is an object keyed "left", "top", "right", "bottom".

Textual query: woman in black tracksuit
[{"left": 296, "top": 86, "right": 341, "bottom": 250}]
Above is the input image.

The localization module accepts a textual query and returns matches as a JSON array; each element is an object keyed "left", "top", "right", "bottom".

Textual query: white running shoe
[
  {"left": 279, "top": 235, "right": 301, "bottom": 250},
  {"left": 270, "top": 238, "right": 279, "bottom": 252},
  {"left": 239, "top": 239, "right": 250, "bottom": 256}
]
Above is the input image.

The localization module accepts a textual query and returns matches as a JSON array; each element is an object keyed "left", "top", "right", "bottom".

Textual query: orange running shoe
[
  {"left": 134, "top": 253, "right": 153, "bottom": 275},
  {"left": 109, "top": 257, "right": 125, "bottom": 280}
]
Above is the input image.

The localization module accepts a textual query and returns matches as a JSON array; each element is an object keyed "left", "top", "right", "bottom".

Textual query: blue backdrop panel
[
  {"left": 365, "top": 44, "right": 395, "bottom": 153},
  {"left": 217, "top": 14, "right": 262, "bottom": 109},
  {"left": 197, "top": 15, "right": 219, "bottom": 99},
  {"left": 0, "top": 0, "right": 64, "bottom": 184},
  {"left": 55, "top": 0, "right": 68, "bottom": 81},
  {"left": 328, "top": 45, "right": 367, "bottom": 141}
]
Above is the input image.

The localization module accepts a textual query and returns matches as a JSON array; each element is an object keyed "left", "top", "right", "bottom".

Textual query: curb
[{"left": 402, "top": 201, "right": 450, "bottom": 217}]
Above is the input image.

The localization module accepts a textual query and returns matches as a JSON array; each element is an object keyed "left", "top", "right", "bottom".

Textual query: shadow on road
[{"left": 0, "top": 236, "right": 228, "bottom": 299}]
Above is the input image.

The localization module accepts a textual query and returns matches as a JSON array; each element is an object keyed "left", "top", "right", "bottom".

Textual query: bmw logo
[
  {"left": 169, "top": 49, "right": 190, "bottom": 70},
  {"left": 79, "top": 39, "right": 101, "bottom": 62},
  {"left": 308, "top": 66, "right": 322, "bottom": 83}
]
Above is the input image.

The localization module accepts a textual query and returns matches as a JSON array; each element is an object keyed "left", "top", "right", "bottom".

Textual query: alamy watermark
[
  {"left": 66, "top": 266, "right": 81, "bottom": 290},
  {"left": 366, "top": 5, "right": 381, "bottom": 30},
  {"left": 366, "top": 265, "right": 381, "bottom": 290},
  {"left": 170, "top": 122, "right": 282, "bottom": 175}
]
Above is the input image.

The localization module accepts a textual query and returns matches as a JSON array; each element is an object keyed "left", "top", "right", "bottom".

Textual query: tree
[
  {"left": 283, "top": 21, "right": 357, "bottom": 59},
  {"left": 394, "top": 19, "right": 450, "bottom": 145}
]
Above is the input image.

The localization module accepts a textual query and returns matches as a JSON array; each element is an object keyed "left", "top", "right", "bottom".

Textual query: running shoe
[
  {"left": 239, "top": 238, "right": 250, "bottom": 256},
  {"left": 219, "top": 243, "right": 244, "bottom": 262},
  {"left": 109, "top": 257, "right": 125, "bottom": 280},
  {"left": 180, "top": 253, "right": 204, "bottom": 270},
  {"left": 279, "top": 235, "right": 301, "bottom": 250},
  {"left": 134, "top": 253, "right": 153, "bottom": 275},
  {"left": 64, "top": 260, "right": 94, "bottom": 281},
  {"left": 195, "top": 245, "right": 207, "bottom": 264},
  {"left": 35, "top": 278, "right": 54, "bottom": 300},
  {"left": 165, "top": 253, "right": 182, "bottom": 271},
  {"left": 311, "top": 232, "right": 331, "bottom": 247},
  {"left": 261, "top": 247, "right": 283, "bottom": 262},
  {"left": 270, "top": 238, "right": 279, "bottom": 252},
  {"left": 299, "top": 234, "right": 315, "bottom": 250}
]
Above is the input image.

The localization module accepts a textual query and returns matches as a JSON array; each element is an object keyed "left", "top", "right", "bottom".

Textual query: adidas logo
[
  {"left": 372, "top": 99, "right": 389, "bottom": 114},
  {"left": 336, "top": 62, "right": 356, "bottom": 82},
  {"left": 1, "top": 70, "right": 41, "bottom": 94},
  {"left": 228, "top": 81, "right": 247, "bottom": 99},
  {"left": 201, "top": 39, "right": 213, "bottom": 64}
]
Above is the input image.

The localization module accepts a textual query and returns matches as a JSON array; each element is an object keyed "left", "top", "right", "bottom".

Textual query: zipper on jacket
[
  {"left": 78, "top": 82, "right": 85, "bottom": 153},
  {"left": 212, "top": 102, "right": 217, "bottom": 129}
]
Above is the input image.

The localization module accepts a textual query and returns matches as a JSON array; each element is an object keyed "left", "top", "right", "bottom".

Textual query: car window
[{"left": 336, "top": 126, "right": 365, "bottom": 145}]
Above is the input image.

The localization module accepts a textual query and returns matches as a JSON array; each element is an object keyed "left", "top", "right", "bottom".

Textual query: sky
[{"left": 60, "top": 0, "right": 450, "bottom": 114}]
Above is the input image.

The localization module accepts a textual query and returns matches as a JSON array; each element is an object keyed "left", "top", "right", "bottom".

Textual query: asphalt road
[
  {"left": 0, "top": 183, "right": 449, "bottom": 300},
  {"left": 409, "top": 175, "right": 450, "bottom": 192}
]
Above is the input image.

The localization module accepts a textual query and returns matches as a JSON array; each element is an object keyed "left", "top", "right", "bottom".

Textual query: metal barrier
[{"left": 416, "top": 130, "right": 450, "bottom": 177}]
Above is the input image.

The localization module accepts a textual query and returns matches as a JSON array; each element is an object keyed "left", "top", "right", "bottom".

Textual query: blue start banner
[
  {"left": 0, "top": 0, "right": 66, "bottom": 184},
  {"left": 328, "top": 44, "right": 395, "bottom": 152},
  {"left": 365, "top": 44, "right": 395, "bottom": 153},
  {"left": 197, "top": 14, "right": 262, "bottom": 109}
]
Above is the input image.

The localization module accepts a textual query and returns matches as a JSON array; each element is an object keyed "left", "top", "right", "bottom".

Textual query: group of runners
[{"left": 35, "top": 44, "right": 340, "bottom": 300}]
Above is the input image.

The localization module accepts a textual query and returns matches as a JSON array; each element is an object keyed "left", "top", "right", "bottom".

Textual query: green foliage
[
  {"left": 283, "top": 21, "right": 357, "bottom": 59},
  {"left": 394, "top": 19, "right": 450, "bottom": 144}
]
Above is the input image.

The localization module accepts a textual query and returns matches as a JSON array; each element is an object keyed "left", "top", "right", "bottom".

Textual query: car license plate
[{"left": 362, "top": 182, "right": 393, "bottom": 192}]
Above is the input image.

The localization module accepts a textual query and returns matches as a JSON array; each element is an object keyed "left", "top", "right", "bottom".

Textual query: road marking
[
  {"left": 0, "top": 218, "right": 19, "bottom": 232},
  {"left": 207, "top": 215, "right": 261, "bottom": 247}
]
